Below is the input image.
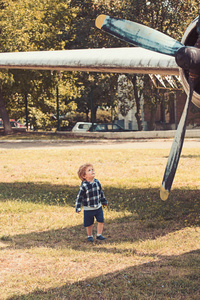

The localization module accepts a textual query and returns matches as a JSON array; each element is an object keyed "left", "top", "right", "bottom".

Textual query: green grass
[{"left": 0, "top": 144, "right": 200, "bottom": 299}]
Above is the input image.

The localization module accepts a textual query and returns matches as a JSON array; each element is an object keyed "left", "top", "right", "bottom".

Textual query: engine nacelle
[{"left": 180, "top": 16, "right": 200, "bottom": 107}]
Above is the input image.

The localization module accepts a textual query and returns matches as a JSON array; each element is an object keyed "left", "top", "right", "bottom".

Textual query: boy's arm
[
  {"left": 75, "top": 187, "right": 84, "bottom": 212},
  {"left": 101, "top": 190, "right": 108, "bottom": 206},
  {"left": 99, "top": 182, "right": 108, "bottom": 206}
]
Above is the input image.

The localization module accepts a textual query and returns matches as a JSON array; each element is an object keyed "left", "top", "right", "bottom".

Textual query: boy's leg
[
  {"left": 86, "top": 224, "right": 93, "bottom": 236},
  {"left": 96, "top": 208, "right": 106, "bottom": 240},
  {"left": 97, "top": 222, "right": 104, "bottom": 235},
  {"left": 84, "top": 210, "right": 94, "bottom": 241}
]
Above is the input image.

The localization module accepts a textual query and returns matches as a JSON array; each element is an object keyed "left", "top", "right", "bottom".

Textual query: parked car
[
  {"left": 10, "top": 119, "right": 18, "bottom": 127},
  {"left": 0, "top": 118, "right": 26, "bottom": 130},
  {"left": 0, "top": 118, "right": 18, "bottom": 128},
  {"left": 89, "top": 123, "right": 130, "bottom": 132},
  {"left": 72, "top": 122, "right": 95, "bottom": 132},
  {"left": 17, "top": 120, "right": 27, "bottom": 128}
]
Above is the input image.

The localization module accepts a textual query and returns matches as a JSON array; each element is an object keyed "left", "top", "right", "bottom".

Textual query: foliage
[
  {"left": 0, "top": 0, "right": 79, "bottom": 129},
  {"left": 143, "top": 75, "right": 164, "bottom": 130},
  {"left": 118, "top": 75, "right": 134, "bottom": 117},
  {"left": 67, "top": 1, "right": 121, "bottom": 122},
  {"left": 72, "top": 73, "right": 118, "bottom": 122},
  {"left": 66, "top": 107, "right": 115, "bottom": 126},
  {"left": 96, "top": 107, "right": 116, "bottom": 123}
]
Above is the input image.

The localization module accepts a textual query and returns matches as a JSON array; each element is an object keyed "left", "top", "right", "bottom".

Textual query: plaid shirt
[{"left": 75, "top": 179, "right": 108, "bottom": 212}]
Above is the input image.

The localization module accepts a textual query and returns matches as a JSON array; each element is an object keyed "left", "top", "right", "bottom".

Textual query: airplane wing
[{"left": 0, "top": 47, "right": 179, "bottom": 75}]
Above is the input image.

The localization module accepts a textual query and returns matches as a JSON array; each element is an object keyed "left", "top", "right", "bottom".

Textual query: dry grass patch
[{"left": 0, "top": 145, "right": 199, "bottom": 299}]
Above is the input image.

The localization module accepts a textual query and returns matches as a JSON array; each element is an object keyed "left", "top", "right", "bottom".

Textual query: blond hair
[{"left": 78, "top": 163, "right": 93, "bottom": 181}]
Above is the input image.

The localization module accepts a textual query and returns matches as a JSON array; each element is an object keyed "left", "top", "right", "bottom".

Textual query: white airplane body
[{"left": 0, "top": 47, "right": 178, "bottom": 75}]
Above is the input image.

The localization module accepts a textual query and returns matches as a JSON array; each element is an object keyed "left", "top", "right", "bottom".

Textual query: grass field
[{"left": 0, "top": 140, "right": 200, "bottom": 299}]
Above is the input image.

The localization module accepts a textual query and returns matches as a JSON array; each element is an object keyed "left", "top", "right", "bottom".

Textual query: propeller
[
  {"left": 160, "top": 15, "right": 200, "bottom": 200},
  {"left": 96, "top": 13, "right": 200, "bottom": 200},
  {"left": 95, "top": 14, "right": 183, "bottom": 56},
  {"left": 160, "top": 76, "right": 195, "bottom": 200}
]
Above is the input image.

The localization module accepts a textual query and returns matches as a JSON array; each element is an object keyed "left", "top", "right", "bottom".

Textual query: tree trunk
[
  {"left": 149, "top": 107, "right": 157, "bottom": 130},
  {"left": 131, "top": 76, "right": 144, "bottom": 131},
  {"left": 0, "top": 89, "right": 13, "bottom": 135},
  {"left": 135, "top": 108, "right": 143, "bottom": 131},
  {"left": 93, "top": 105, "right": 98, "bottom": 123},
  {"left": 86, "top": 108, "right": 89, "bottom": 122}
]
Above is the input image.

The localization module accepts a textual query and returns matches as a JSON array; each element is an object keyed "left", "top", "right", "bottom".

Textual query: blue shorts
[{"left": 84, "top": 206, "right": 104, "bottom": 227}]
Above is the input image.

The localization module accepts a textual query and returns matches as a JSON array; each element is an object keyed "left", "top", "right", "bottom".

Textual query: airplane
[{"left": 0, "top": 13, "right": 200, "bottom": 201}]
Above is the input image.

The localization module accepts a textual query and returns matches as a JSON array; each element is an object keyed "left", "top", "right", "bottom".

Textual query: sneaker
[
  {"left": 96, "top": 235, "right": 106, "bottom": 240},
  {"left": 87, "top": 236, "right": 94, "bottom": 242}
]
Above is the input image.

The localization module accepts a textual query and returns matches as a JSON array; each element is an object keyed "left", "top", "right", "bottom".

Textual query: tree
[
  {"left": 129, "top": 75, "right": 144, "bottom": 131},
  {"left": 118, "top": 75, "right": 134, "bottom": 118},
  {"left": 63, "top": 0, "right": 123, "bottom": 121},
  {"left": 0, "top": 0, "right": 78, "bottom": 131},
  {"left": 117, "top": 74, "right": 144, "bottom": 130},
  {"left": 0, "top": 89, "right": 12, "bottom": 134},
  {"left": 143, "top": 76, "right": 163, "bottom": 130}
]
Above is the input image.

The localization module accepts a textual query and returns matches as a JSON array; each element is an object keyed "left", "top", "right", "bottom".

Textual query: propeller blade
[
  {"left": 196, "top": 12, "right": 200, "bottom": 35},
  {"left": 96, "top": 15, "right": 183, "bottom": 56},
  {"left": 160, "top": 78, "right": 195, "bottom": 201}
]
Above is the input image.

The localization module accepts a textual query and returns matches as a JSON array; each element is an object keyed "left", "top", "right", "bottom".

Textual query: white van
[{"left": 72, "top": 122, "right": 95, "bottom": 132}]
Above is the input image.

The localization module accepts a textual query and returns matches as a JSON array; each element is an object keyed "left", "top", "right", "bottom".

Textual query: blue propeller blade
[
  {"left": 160, "top": 79, "right": 194, "bottom": 200},
  {"left": 197, "top": 11, "right": 200, "bottom": 35},
  {"left": 96, "top": 15, "right": 183, "bottom": 56}
]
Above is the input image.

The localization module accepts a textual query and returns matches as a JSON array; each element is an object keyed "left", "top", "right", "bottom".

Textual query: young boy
[{"left": 76, "top": 163, "right": 108, "bottom": 242}]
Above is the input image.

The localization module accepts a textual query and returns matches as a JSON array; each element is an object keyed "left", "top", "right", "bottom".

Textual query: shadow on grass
[
  {"left": 0, "top": 181, "right": 200, "bottom": 225},
  {"left": 106, "top": 186, "right": 200, "bottom": 226},
  {"left": 7, "top": 249, "right": 200, "bottom": 299},
  {"left": 0, "top": 213, "right": 179, "bottom": 254},
  {"left": 0, "top": 182, "right": 76, "bottom": 207},
  {"left": 0, "top": 182, "right": 200, "bottom": 254}
]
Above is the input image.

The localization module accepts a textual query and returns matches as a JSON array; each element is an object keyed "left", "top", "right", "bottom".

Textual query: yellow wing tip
[
  {"left": 160, "top": 186, "right": 169, "bottom": 201},
  {"left": 95, "top": 14, "right": 107, "bottom": 29}
]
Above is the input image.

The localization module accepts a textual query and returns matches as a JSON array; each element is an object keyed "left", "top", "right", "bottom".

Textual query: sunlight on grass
[{"left": 0, "top": 145, "right": 200, "bottom": 299}]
